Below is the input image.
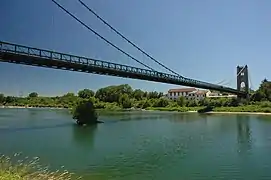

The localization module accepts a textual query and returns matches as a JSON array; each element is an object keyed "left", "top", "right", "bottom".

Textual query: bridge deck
[{"left": 0, "top": 41, "right": 246, "bottom": 96}]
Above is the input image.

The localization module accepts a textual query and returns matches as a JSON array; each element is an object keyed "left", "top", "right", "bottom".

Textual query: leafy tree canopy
[
  {"left": 72, "top": 100, "right": 98, "bottom": 126},
  {"left": 28, "top": 92, "right": 38, "bottom": 98},
  {"left": 251, "top": 78, "right": 271, "bottom": 101},
  {"left": 78, "top": 89, "right": 94, "bottom": 99},
  {"left": 0, "top": 94, "right": 4, "bottom": 103}
]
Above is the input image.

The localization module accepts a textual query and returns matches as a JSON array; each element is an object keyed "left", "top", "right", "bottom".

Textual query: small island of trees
[{"left": 72, "top": 100, "right": 99, "bottom": 126}]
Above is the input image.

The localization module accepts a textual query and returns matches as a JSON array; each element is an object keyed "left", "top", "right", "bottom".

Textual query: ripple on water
[{"left": 1, "top": 110, "right": 271, "bottom": 180}]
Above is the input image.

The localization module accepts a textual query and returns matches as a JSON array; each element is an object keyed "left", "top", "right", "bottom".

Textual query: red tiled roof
[{"left": 168, "top": 88, "right": 196, "bottom": 93}]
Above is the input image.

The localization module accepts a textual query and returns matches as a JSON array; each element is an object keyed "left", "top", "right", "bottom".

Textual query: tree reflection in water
[
  {"left": 236, "top": 115, "right": 252, "bottom": 152},
  {"left": 72, "top": 124, "right": 97, "bottom": 150}
]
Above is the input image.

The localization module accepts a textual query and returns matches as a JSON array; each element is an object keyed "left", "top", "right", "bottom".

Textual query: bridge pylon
[{"left": 237, "top": 65, "right": 249, "bottom": 99}]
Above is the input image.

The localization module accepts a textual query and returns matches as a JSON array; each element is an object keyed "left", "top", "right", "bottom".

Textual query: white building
[
  {"left": 187, "top": 90, "right": 210, "bottom": 101},
  {"left": 206, "top": 94, "right": 237, "bottom": 98},
  {"left": 206, "top": 91, "right": 237, "bottom": 98},
  {"left": 167, "top": 88, "right": 210, "bottom": 101}
]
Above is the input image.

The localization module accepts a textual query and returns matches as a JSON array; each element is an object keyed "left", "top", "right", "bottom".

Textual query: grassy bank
[
  {"left": 2, "top": 105, "right": 271, "bottom": 114},
  {"left": 0, "top": 154, "right": 79, "bottom": 180},
  {"left": 144, "top": 105, "right": 271, "bottom": 114}
]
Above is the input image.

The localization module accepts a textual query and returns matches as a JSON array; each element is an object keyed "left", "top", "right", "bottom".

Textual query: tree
[
  {"left": 143, "top": 91, "right": 148, "bottom": 98},
  {"left": 177, "top": 96, "right": 186, "bottom": 107},
  {"left": 119, "top": 94, "right": 132, "bottom": 108},
  {"left": 158, "top": 92, "right": 164, "bottom": 98},
  {"left": 250, "top": 79, "right": 271, "bottom": 102},
  {"left": 148, "top": 91, "right": 160, "bottom": 99},
  {"left": 28, "top": 92, "right": 38, "bottom": 98},
  {"left": 153, "top": 98, "right": 169, "bottom": 107},
  {"left": 142, "top": 99, "right": 151, "bottom": 109},
  {"left": 229, "top": 98, "right": 239, "bottom": 107},
  {"left": 5, "top": 96, "right": 16, "bottom": 103},
  {"left": 72, "top": 100, "right": 98, "bottom": 126},
  {"left": 95, "top": 84, "right": 133, "bottom": 103},
  {"left": 78, "top": 89, "right": 94, "bottom": 99},
  {"left": 60, "top": 92, "right": 78, "bottom": 108},
  {"left": 132, "top": 89, "right": 144, "bottom": 100},
  {"left": 0, "top": 94, "right": 4, "bottom": 104},
  {"left": 187, "top": 99, "right": 199, "bottom": 107}
]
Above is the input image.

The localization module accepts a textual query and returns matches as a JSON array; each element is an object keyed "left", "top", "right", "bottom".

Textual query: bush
[
  {"left": 28, "top": 92, "right": 38, "bottom": 98},
  {"left": 72, "top": 100, "right": 98, "bottom": 126},
  {"left": 153, "top": 98, "right": 169, "bottom": 107},
  {"left": 119, "top": 94, "right": 132, "bottom": 108},
  {"left": 142, "top": 99, "right": 151, "bottom": 109}
]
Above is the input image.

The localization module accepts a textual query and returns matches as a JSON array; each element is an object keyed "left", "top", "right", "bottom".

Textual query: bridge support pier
[{"left": 237, "top": 65, "right": 249, "bottom": 99}]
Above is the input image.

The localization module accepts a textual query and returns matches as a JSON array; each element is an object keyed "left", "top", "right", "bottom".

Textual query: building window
[{"left": 174, "top": 92, "right": 176, "bottom": 96}]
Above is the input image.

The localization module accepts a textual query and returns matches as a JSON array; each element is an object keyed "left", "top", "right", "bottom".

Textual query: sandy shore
[
  {"left": 0, "top": 105, "right": 66, "bottom": 110},
  {"left": 144, "top": 109, "right": 271, "bottom": 115},
  {"left": 205, "top": 111, "right": 271, "bottom": 115}
]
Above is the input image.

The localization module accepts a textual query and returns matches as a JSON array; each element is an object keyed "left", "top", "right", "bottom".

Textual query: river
[{"left": 0, "top": 108, "right": 271, "bottom": 179}]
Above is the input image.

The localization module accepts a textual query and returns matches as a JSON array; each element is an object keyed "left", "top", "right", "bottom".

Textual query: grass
[
  {"left": 145, "top": 105, "right": 271, "bottom": 114},
  {"left": 0, "top": 154, "right": 80, "bottom": 180}
]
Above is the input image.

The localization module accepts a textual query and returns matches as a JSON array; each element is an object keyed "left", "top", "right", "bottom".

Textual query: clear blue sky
[{"left": 1, "top": 0, "right": 270, "bottom": 96}]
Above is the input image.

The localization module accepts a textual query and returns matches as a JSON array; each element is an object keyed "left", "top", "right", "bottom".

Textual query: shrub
[{"left": 72, "top": 100, "right": 98, "bottom": 126}]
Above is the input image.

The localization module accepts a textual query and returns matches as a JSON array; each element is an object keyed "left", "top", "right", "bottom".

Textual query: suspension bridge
[
  {"left": 0, "top": 41, "right": 248, "bottom": 97},
  {"left": 0, "top": 0, "right": 250, "bottom": 97}
]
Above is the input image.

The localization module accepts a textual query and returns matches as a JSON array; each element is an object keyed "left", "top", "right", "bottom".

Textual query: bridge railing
[{"left": 0, "top": 41, "right": 245, "bottom": 95}]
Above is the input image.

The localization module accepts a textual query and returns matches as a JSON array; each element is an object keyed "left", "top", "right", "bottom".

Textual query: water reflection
[
  {"left": 72, "top": 125, "right": 97, "bottom": 149},
  {"left": 2, "top": 110, "right": 271, "bottom": 180},
  {"left": 100, "top": 111, "right": 170, "bottom": 122},
  {"left": 100, "top": 111, "right": 208, "bottom": 123},
  {"left": 168, "top": 113, "right": 208, "bottom": 123},
  {"left": 256, "top": 115, "right": 271, "bottom": 122},
  {"left": 236, "top": 115, "right": 252, "bottom": 152}
]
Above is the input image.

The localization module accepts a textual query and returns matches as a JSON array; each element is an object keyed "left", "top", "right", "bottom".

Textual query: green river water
[{"left": 0, "top": 108, "right": 271, "bottom": 179}]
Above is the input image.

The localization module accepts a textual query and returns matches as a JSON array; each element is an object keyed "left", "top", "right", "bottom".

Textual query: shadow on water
[
  {"left": 256, "top": 115, "right": 271, "bottom": 122},
  {"left": 72, "top": 124, "right": 97, "bottom": 149},
  {"left": 100, "top": 111, "right": 208, "bottom": 123},
  {"left": 236, "top": 115, "right": 252, "bottom": 152},
  {"left": 0, "top": 122, "right": 73, "bottom": 134},
  {"left": 168, "top": 113, "right": 208, "bottom": 123}
]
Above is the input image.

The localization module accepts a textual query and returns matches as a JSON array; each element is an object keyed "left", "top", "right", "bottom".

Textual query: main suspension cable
[
  {"left": 51, "top": 0, "right": 155, "bottom": 71},
  {"left": 77, "top": 0, "right": 184, "bottom": 77}
]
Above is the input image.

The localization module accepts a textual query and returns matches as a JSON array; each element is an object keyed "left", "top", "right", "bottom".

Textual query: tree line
[{"left": 0, "top": 79, "right": 270, "bottom": 110}]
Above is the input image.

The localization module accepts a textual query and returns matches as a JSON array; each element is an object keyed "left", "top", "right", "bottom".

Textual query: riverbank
[
  {"left": 146, "top": 106, "right": 271, "bottom": 115},
  {"left": 205, "top": 111, "right": 271, "bottom": 115},
  {"left": 2, "top": 105, "right": 271, "bottom": 115},
  {"left": 0, "top": 105, "right": 66, "bottom": 109}
]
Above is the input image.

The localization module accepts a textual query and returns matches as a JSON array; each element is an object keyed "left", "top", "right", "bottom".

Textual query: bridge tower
[{"left": 237, "top": 65, "right": 249, "bottom": 98}]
